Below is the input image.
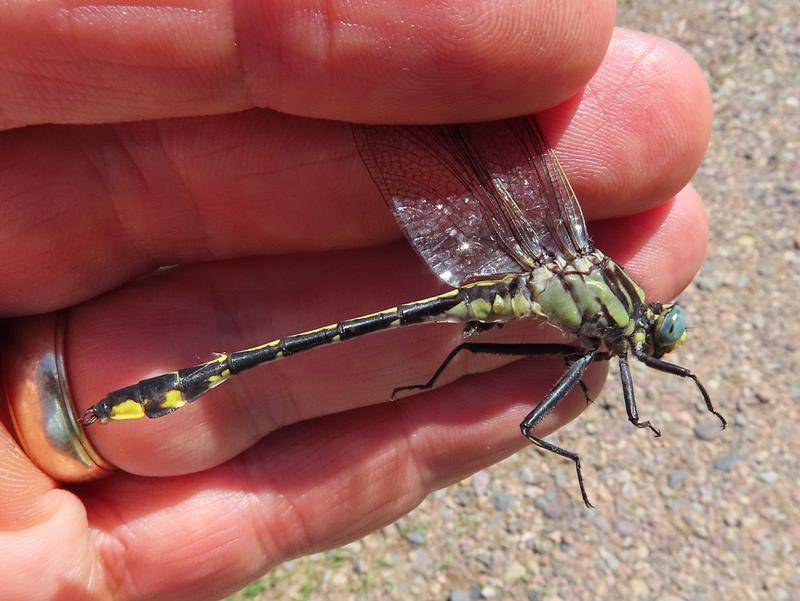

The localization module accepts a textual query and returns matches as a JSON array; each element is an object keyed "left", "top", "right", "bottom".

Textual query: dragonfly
[{"left": 79, "top": 116, "right": 725, "bottom": 507}]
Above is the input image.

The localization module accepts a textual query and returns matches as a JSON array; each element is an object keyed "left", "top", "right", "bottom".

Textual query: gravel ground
[{"left": 228, "top": 2, "right": 799, "bottom": 600}]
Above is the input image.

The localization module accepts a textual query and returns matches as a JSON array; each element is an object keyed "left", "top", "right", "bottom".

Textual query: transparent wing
[{"left": 353, "top": 116, "right": 593, "bottom": 287}]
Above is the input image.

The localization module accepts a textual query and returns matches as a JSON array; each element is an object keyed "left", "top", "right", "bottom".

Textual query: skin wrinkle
[
  {"left": 89, "top": 510, "right": 138, "bottom": 600},
  {"left": 233, "top": 0, "right": 271, "bottom": 109},
  {"left": 148, "top": 119, "right": 219, "bottom": 261},
  {"left": 98, "top": 125, "right": 162, "bottom": 270},
  {"left": 233, "top": 461, "right": 295, "bottom": 570},
  {"left": 385, "top": 395, "right": 433, "bottom": 502}
]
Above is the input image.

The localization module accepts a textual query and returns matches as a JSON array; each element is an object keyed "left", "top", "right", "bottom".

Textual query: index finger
[{"left": 0, "top": 0, "right": 615, "bottom": 128}]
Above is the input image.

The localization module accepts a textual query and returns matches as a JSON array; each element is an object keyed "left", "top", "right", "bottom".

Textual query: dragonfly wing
[
  {"left": 353, "top": 117, "right": 592, "bottom": 287},
  {"left": 452, "top": 116, "right": 592, "bottom": 261}
]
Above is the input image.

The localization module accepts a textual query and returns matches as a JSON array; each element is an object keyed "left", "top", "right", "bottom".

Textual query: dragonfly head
[{"left": 645, "top": 303, "right": 688, "bottom": 358}]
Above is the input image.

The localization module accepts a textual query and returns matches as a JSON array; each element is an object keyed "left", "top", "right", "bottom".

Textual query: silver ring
[{"left": 3, "top": 311, "right": 115, "bottom": 481}]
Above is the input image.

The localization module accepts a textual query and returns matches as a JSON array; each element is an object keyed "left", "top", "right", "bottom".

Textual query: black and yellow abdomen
[{"left": 86, "top": 276, "right": 534, "bottom": 423}]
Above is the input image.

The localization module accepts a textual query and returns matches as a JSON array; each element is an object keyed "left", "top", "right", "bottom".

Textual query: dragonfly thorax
[{"left": 524, "top": 252, "right": 649, "bottom": 348}]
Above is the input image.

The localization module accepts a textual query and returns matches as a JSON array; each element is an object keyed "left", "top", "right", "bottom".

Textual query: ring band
[{"left": 3, "top": 311, "right": 115, "bottom": 481}]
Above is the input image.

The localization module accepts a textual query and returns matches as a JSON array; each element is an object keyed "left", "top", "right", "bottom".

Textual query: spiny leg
[
  {"left": 565, "top": 352, "right": 614, "bottom": 413},
  {"left": 392, "top": 342, "right": 582, "bottom": 399},
  {"left": 618, "top": 353, "right": 661, "bottom": 437},
  {"left": 565, "top": 355, "right": 594, "bottom": 406},
  {"left": 520, "top": 351, "right": 596, "bottom": 508},
  {"left": 633, "top": 349, "right": 727, "bottom": 429}
]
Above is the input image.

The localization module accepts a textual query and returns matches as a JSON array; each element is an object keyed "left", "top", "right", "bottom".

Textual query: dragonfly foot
[
  {"left": 630, "top": 419, "right": 661, "bottom": 438},
  {"left": 523, "top": 431, "right": 594, "bottom": 509},
  {"left": 78, "top": 407, "right": 99, "bottom": 427},
  {"left": 390, "top": 384, "right": 427, "bottom": 400}
]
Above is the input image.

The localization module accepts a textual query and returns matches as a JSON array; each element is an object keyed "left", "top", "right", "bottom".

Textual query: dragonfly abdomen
[{"left": 86, "top": 285, "right": 514, "bottom": 423}]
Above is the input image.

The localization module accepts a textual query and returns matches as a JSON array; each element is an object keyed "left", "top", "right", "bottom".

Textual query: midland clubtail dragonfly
[{"left": 80, "top": 116, "right": 725, "bottom": 506}]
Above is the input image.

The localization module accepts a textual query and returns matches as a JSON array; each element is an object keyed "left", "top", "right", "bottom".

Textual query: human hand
[{"left": 0, "top": 2, "right": 711, "bottom": 599}]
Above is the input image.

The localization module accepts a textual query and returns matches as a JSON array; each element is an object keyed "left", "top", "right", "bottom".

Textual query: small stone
[
  {"left": 615, "top": 519, "right": 638, "bottom": 536},
  {"left": 410, "top": 549, "right": 430, "bottom": 574},
  {"left": 527, "top": 589, "right": 546, "bottom": 601},
  {"left": 504, "top": 561, "right": 527, "bottom": 582},
  {"left": 713, "top": 453, "right": 740, "bottom": 471},
  {"left": 449, "top": 590, "right": 473, "bottom": 601},
  {"left": 600, "top": 548, "right": 620, "bottom": 571},
  {"left": 480, "top": 586, "right": 497, "bottom": 599},
  {"left": 455, "top": 488, "right": 472, "bottom": 507},
  {"left": 694, "top": 419, "right": 724, "bottom": 441},
  {"left": 630, "top": 578, "right": 650, "bottom": 597},
  {"left": 518, "top": 465, "right": 537, "bottom": 484},
  {"left": 472, "top": 470, "right": 490, "bottom": 496},
  {"left": 695, "top": 273, "right": 719, "bottom": 291},
  {"left": 668, "top": 470, "right": 686, "bottom": 488},
  {"left": 758, "top": 471, "right": 779, "bottom": 484},
  {"left": 404, "top": 530, "right": 426, "bottom": 546},
  {"left": 490, "top": 490, "right": 515, "bottom": 511},
  {"left": 352, "top": 559, "right": 367, "bottom": 576},
  {"left": 772, "top": 588, "right": 790, "bottom": 601}
]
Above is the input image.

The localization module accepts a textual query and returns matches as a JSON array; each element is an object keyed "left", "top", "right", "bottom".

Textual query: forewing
[
  {"left": 353, "top": 117, "right": 592, "bottom": 287},
  {"left": 463, "top": 117, "right": 592, "bottom": 261}
]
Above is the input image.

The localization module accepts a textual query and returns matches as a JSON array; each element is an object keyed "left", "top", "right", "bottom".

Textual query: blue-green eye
[{"left": 657, "top": 305, "right": 686, "bottom": 347}]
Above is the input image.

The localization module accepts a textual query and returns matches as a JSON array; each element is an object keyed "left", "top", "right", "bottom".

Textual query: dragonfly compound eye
[{"left": 656, "top": 304, "right": 687, "bottom": 349}]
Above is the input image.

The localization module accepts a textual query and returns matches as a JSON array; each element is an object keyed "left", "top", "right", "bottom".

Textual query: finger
[
  {"left": 0, "top": 0, "right": 615, "bottom": 128},
  {"left": 0, "top": 29, "right": 711, "bottom": 314},
  {"left": 0, "top": 426, "right": 105, "bottom": 598},
  {"left": 82, "top": 356, "right": 606, "bottom": 601},
  {"left": 593, "top": 183, "right": 709, "bottom": 297},
  {"left": 550, "top": 28, "right": 713, "bottom": 219},
  {"left": 71, "top": 186, "right": 707, "bottom": 474}
]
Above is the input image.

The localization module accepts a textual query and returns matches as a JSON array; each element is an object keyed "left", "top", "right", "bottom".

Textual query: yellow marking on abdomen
[
  {"left": 160, "top": 389, "right": 187, "bottom": 410},
  {"left": 110, "top": 399, "right": 146, "bottom": 420}
]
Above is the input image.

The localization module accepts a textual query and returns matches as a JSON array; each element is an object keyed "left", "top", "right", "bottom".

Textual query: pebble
[
  {"left": 504, "top": 562, "right": 527, "bottom": 582},
  {"left": 694, "top": 419, "right": 724, "bottom": 441},
  {"left": 518, "top": 465, "right": 537, "bottom": 484},
  {"left": 668, "top": 470, "right": 686, "bottom": 488},
  {"left": 599, "top": 548, "right": 620, "bottom": 571},
  {"left": 758, "top": 471, "right": 779, "bottom": 484},
  {"left": 490, "top": 490, "right": 515, "bottom": 511},
  {"left": 713, "top": 453, "right": 740, "bottom": 471},
  {"left": 615, "top": 519, "right": 639, "bottom": 536},
  {"left": 403, "top": 531, "right": 426, "bottom": 546},
  {"left": 472, "top": 470, "right": 490, "bottom": 496},
  {"left": 527, "top": 589, "right": 546, "bottom": 601},
  {"left": 448, "top": 590, "right": 473, "bottom": 601},
  {"left": 410, "top": 549, "right": 430, "bottom": 574}
]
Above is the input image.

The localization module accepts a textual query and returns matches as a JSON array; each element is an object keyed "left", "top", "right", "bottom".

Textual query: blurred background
[{"left": 230, "top": 1, "right": 798, "bottom": 599}]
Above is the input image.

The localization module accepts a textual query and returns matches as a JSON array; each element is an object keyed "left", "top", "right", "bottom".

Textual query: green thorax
[{"left": 444, "top": 251, "right": 647, "bottom": 346}]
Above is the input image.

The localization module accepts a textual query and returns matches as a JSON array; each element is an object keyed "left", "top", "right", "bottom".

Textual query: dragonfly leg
[
  {"left": 463, "top": 321, "right": 503, "bottom": 337},
  {"left": 391, "top": 342, "right": 581, "bottom": 399},
  {"left": 633, "top": 350, "right": 727, "bottom": 429},
  {"left": 618, "top": 353, "right": 661, "bottom": 437},
  {"left": 565, "top": 353, "right": 615, "bottom": 413},
  {"left": 520, "top": 351, "right": 596, "bottom": 508}
]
